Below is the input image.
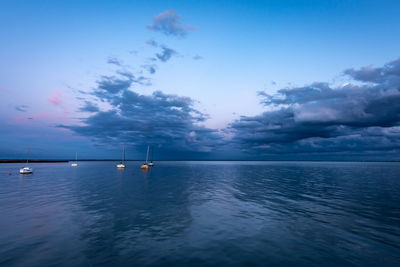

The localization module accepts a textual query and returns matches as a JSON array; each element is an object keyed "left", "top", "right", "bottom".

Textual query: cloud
[
  {"left": 146, "top": 39, "right": 158, "bottom": 47},
  {"left": 79, "top": 101, "right": 99, "bottom": 113},
  {"left": 146, "top": 9, "right": 197, "bottom": 37},
  {"left": 344, "top": 58, "right": 400, "bottom": 85},
  {"left": 95, "top": 70, "right": 151, "bottom": 96},
  {"left": 15, "top": 105, "right": 29, "bottom": 112},
  {"left": 107, "top": 57, "right": 122, "bottom": 66},
  {"left": 229, "top": 58, "right": 400, "bottom": 159},
  {"left": 146, "top": 41, "right": 177, "bottom": 63},
  {"left": 0, "top": 85, "right": 11, "bottom": 92},
  {"left": 156, "top": 46, "right": 176, "bottom": 62},
  {"left": 142, "top": 64, "right": 157, "bottom": 74},
  {"left": 61, "top": 71, "right": 223, "bottom": 156},
  {"left": 193, "top": 55, "right": 203, "bottom": 60},
  {"left": 96, "top": 75, "right": 132, "bottom": 94},
  {"left": 47, "top": 90, "right": 62, "bottom": 106}
]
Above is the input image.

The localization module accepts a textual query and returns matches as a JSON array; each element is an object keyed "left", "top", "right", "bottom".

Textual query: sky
[{"left": 1, "top": 0, "right": 400, "bottom": 160}]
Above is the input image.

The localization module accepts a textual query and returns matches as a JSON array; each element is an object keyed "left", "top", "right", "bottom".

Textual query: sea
[{"left": 0, "top": 161, "right": 399, "bottom": 266}]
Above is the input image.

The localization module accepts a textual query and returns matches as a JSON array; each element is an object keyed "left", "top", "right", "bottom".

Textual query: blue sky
[{"left": 1, "top": 0, "right": 400, "bottom": 160}]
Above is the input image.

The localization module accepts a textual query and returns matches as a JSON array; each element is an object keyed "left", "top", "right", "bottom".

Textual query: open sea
[{"left": 0, "top": 161, "right": 399, "bottom": 266}]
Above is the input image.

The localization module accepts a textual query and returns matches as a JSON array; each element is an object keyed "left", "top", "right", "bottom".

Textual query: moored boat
[
  {"left": 148, "top": 146, "right": 154, "bottom": 167},
  {"left": 117, "top": 144, "right": 126, "bottom": 168},
  {"left": 71, "top": 152, "right": 78, "bottom": 167},
  {"left": 19, "top": 166, "right": 33, "bottom": 174},
  {"left": 140, "top": 146, "right": 150, "bottom": 170},
  {"left": 20, "top": 147, "right": 33, "bottom": 174}
]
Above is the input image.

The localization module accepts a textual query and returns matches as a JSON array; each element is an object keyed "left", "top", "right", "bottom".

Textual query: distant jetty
[{"left": 0, "top": 160, "right": 68, "bottom": 163}]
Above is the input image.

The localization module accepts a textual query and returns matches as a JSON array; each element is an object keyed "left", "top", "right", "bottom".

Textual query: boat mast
[
  {"left": 122, "top": 144, "right": 125, "bottom": 164},
  {"left": 26, "top": 146, "right": 30, "bottom": 164},
  {"left": 145, "top": 145, "right": 149, "bottom": 164}
]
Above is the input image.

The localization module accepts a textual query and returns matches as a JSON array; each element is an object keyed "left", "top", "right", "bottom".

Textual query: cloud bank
[
  {"left": 63, "top": 58, "right": 400, "bottom": 160},
  {"left": 229, "top": 58, "right": 400, "bottom": 159},
  {"left": 61, "top": 70, "right": 223, "bottom": 157}
]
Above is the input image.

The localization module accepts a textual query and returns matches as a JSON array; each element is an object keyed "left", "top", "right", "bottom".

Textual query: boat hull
[
  {"left": 19, "top": 168, "right": 33, "bottom": 174},
  {"left": 140, "top": 165, "right": 149, "bottom": 170}
]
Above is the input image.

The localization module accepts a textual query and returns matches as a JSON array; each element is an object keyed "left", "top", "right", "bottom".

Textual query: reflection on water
[{"left": 0, "top": 161, "right": 399, "bottom": 266}]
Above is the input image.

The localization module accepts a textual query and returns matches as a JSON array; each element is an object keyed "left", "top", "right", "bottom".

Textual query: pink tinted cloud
[
  {"left": 47, "top": 90, "right": 62, "bottom": 106},
  {"left": 9, "top": 111, "right": 68, "bottom": 125},
  {"left": 0, "top": 85, "right": 11, "bottom": 92}
]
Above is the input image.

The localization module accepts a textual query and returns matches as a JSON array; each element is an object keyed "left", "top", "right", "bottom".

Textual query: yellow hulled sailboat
[{"left": 140, "top": 146, "right": 150, "bottom": 170}]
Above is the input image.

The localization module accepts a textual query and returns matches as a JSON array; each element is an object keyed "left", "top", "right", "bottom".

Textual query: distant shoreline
[
  {"left": 1, "top": 159, "right": 399, "bottom": 163},
  {"left": 0, "top": 160, "right": 68, "bottom": 163}
]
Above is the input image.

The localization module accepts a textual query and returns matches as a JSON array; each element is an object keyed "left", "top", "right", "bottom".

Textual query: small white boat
[
  {"left": 148, "top": 146, "right": 155, "bottom": 167},
  {"left": 20, "top": 147, "right": 33, "bottom": 174},
  {"left": 71, "top": 152, "right": 78, "bottom": 167},
  {"left": 117, "top": 144, "right": 126, "bottom": 168},
  {"left": 20, "top": 166, "right": 33, "bottom": 174}
]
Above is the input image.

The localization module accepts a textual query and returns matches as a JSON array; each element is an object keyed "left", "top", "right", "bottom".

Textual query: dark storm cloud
[
  {"left": 230, "top": 59, "right": 400, "bottom": 157},
  {"left": 146, "top": 9, "right": 197, "bottom": 37},
  {"left": 156, "top": 46, "right": 176, "bottom": 62},
  {"left": 15, "top": 105, "right": 29, "bottom": 112},
  {"left": 62, "top": 72, "right": 223, "bottom": 154}
]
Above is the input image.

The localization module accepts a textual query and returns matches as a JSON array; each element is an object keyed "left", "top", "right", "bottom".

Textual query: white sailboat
[
  {"left": 20, "top": 147, "right": 33, "bottom": 174},
  {"left": 71, "top": 152, "right": 78, "bottom": 167},
  {"left": 117, "top": 144, "right": 126, "bottom": 168},
  {"left": 148, "top": 146, "right": 154, "bottom": 167},
  {"left": 140, "top": 145, "right": 150, "bottom": 170}
]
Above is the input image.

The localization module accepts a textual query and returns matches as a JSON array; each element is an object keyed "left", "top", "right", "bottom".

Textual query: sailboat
[
  {"left": 117, "top": 144, "right": 126, "bottom": 168},
  {"left": 140, "top": 145, "right": 150, "bottom": 170},
  {"left": 148, "top": 146, "right": 154, "bottom": 167},
  {"left": 20, "top": 147, "right": 33, "bottom": 174},
  {"left": 71, "top": 152, "right": 78, "bottom": 167}
]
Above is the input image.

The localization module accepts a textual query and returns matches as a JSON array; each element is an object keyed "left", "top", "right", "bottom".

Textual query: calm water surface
[{"left": 0, "top": 161, "right": 399, "bottom": 266}]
